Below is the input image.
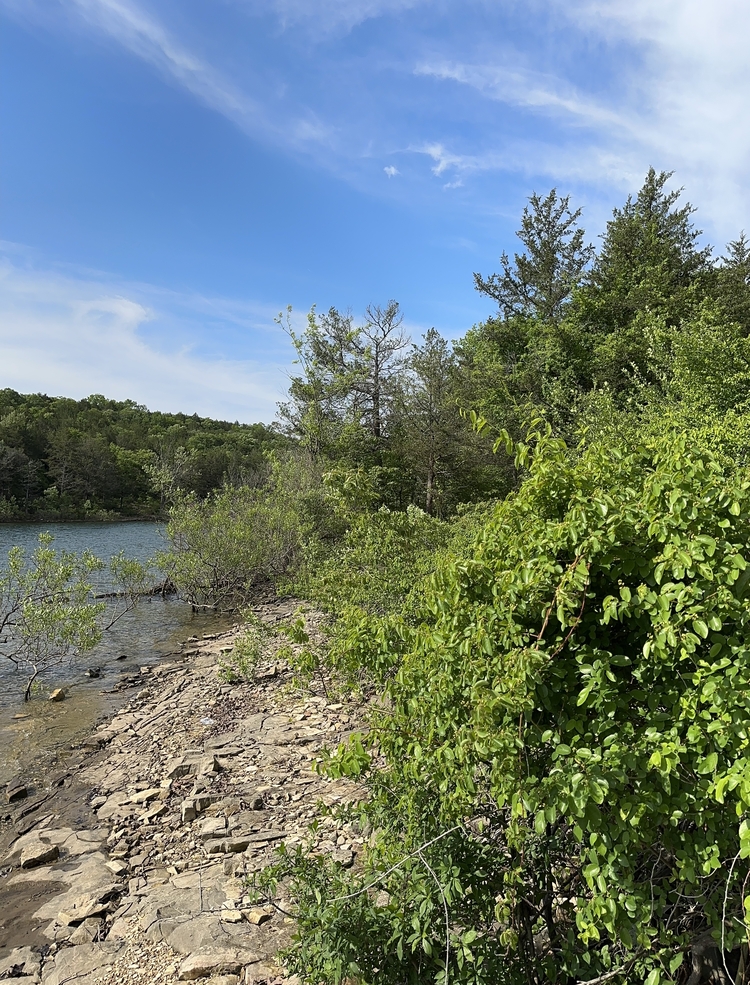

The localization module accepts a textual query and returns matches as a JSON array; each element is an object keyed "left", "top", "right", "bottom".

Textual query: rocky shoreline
[{"left": 0, "top": 597, "right": 362, "bottom": 985}]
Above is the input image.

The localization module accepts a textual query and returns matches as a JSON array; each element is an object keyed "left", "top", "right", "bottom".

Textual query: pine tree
[{"left": 474, "top": 189, "right": 593, "bottom": 324}]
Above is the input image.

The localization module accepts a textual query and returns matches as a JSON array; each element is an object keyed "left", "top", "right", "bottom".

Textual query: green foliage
[
  {"left": 278, "top": 428, "right": 750, "bottom": 983},
  {"left": 474, "top": 188, "right": 594, "bottom": 324},
  {"left": 0, "top": 389, "right": 286, "bottom": 519},
  {"left": 289, "top": 502, "right": 451, "bottom": 691},
  {"left": 299, "top": 503, "right": 448, "bottom": 618},
  {"left": 0, "top": 533, "right": 105, "bottom": 698},
  {"left": 219, "top": 613, "right": 272, "bottom": 683},
  {"left": 160, "top": 454, "right": 332, "bottom": 610},
  {"left": 575, "top": 167, "right": 713, "bottom": 337},
  {"left": 0, "top": 534, "right": 152, "bottom": 697}
]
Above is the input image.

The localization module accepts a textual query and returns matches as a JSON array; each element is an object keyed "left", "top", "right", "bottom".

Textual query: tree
[
  {"left": 397, "top": 329, "right": 459, "bottom": 515},
  {"left": 474, "top": 189, "right": 594, "bottom": 324},
  {"left": 577, "top": 168, "right": 713, "bottom": 336},
  {"left": 0, "top": 535, "right": 149, "bottom": 699},
  {"left": 277, "top": 303, "right": 408, "bottom": 464},
  {"left": 715, "top": 232, "right": 750, "bottom": 332},
  {"left": 353, "top": 301, "right": 409, "bottom": 445},
  {"left": 277, "top": 306, "right": 359, "bottom": 460}
]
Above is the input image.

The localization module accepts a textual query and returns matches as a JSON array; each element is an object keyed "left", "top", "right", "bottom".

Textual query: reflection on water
[{"left": 0, "top": 522, "right": 232, "bottom": 786}]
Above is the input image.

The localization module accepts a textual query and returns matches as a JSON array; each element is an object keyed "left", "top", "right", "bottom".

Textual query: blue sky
[{"left": 2, "top": 0, "right": 749, "bottom": 423}]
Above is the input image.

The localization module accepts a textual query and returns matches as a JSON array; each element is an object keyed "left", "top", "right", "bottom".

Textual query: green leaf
[{"left": 693, "top": 619, "right": 709, "bottom": 639}]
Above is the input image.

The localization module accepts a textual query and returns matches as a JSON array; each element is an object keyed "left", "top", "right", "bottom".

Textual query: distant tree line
[{"left": 0, "top": 391, "right": 288, "bottom": 520}]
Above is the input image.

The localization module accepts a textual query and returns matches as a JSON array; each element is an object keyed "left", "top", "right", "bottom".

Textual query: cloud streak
[
  {"left": 0, "top": 254, "right": 291, "bottom": 423},
  {"left": 414, "top": 1, "right": 750, "bottom": 236},
  {"left": 69, "top": 0, "right": 262, "bottom": 127},
  {"left": 259, "top": 0, "right": 433, "bottom": 36},
  {"left": 4, "top": 0, "right": 750, "bottom": 242}
]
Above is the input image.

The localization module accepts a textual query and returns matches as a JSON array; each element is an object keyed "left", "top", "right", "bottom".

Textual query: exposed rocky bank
[{"left": 0, "top": 597, "right": 362, "bottom": 985}]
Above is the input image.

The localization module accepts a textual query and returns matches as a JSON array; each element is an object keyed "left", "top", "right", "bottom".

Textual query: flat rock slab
[
  {"left": 20, "top": 843, "right": 59, "bottom": 870},
  {"left": 0, "top": 945, "right": 41, "bottom": 979},
  {"left": 28, "top": 854, "right": 118, "bottom": 928},
  {"left": 166, "top": 913, "right": 252, "bottom": 956},
  {"left": 178, "top": 947, "right": 258, "bottom": 981},
  {"left": 41, "top": 942, "right": 126, "bottom": 985}
]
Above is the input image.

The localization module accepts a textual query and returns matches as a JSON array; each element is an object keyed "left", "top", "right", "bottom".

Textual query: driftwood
[{"left": 94, "top": 578, "right": 177, "bottom": 600}]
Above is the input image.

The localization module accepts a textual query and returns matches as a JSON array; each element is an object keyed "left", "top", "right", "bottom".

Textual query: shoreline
[
  {"left": 0, "top": 597, "right": 362, "bottom": 985},
  {"left": 0, "top": 518, "right": 164, "bottom": 526}
]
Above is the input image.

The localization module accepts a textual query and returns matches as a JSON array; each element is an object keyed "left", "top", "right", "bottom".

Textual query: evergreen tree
[
  {"left": 474, "top": 189, "right": 594, "bottom": 324},
  {"left": 715, "top": 232, "right": 750, "bottom": 331},
  {"left": 576, "top": 167, "right": 712, "bottom": 333}
]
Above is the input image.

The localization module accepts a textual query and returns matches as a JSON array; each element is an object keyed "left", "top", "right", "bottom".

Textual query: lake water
[{"left": 0, "top": 522, "right": 232, "bottom": 786}]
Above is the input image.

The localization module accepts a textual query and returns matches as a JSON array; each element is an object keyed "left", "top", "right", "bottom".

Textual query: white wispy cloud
[
  {"left": 0, "top": 0, "right": 335, "bottom": 154},
  {"left": 415, "top": 60, "right": 635, "bottom": 136},
  {"left": 69, "top": 0, "right": 262, "bottom": 126},
  {"left": 0, "top": 254, "right": 292, "bottom": 423},
  {"left": 259, "top": 0, "right": 432, "bottom": 35},
  {"left": 4, "top": 0, "right": 750, "bottom": 239},
  {"left": 415, "top": 0, "right": 750, "bottom": 237},
  {"left": 384, "top": 165, "right": 399, "bottom": 177}
]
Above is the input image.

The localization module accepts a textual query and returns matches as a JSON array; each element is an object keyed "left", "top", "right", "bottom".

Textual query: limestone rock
[
  {"left": 20, "top": 841, "right": 59, "bottom": 869},
  {"left": 68, "top": 917, "right": 103, "bottom": 944},
  {"left": 6, "top": 778, "right": 28, "bottom": 803},
  {"left": 178, "top": 951, "right": 247, "bottom": 981},
  {"left": 166, "top": 757, "right": 196, "bottom": 780},
  {"left": 200, "top": 817, "right": 227, "bottom": 842},
  {"left": 41, "top": 942, "right": 125, "bottom": 985},
  {"left": 48, "top": 688, "right": 66, "bottom": 702},
  {"left": 105, "top": 859, "right": 128, "bottom": 877},
  {"left": 199, "top": 754, "right": 223, "bottom": 776},
  {"left": 0, "top": 946, "right": 41, "bottom": 980},
  {"left": 130, "top": 786, "right": 161, "bottom": 805},
  {"left": 220, "top": 909, "right": 244, "bottom": 924},
  {"left": 245, "top": 908, "right": 271, "bottom": 927}
]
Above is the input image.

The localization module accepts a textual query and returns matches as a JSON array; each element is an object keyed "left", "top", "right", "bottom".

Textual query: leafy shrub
[
  {"left": 0, "top": 534, "right": 150, "bottom": 698},
  {"left": 159, "top": 454, "right": 332, "bottom": 610},
  {"left": 219, "top": 613, "right": 271, "bottom": 683},
  {"left": 276, "top": 427, "right": 750, "bottom": 984},
  {"left": 300, "top": 503, "right": 448, "bottom": 616},
  {"left": 288, "top": 502, "right": 451, "bottom": 691}
]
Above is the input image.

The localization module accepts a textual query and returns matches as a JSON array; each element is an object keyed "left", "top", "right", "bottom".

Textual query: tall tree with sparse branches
[{"left": 474, "top": 189, "right": 594, "bottom": 323}]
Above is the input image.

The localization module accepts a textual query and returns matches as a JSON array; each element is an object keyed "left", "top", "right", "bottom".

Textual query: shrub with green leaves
[
  {"left": 219, "top": 614, "right": 272, "bottom": 683},
  {"left": 289, "top": 502, "right": 450, "bottom": 690},
  {"left": 0, "top": 534, "right": 150, "bottom": 698},
  {"left": 276, "top": 428, "right": 750, "bottom": 984},
  {"left": 296, "top": 502, "right": 448, "bottom": 618},
  {"left": 159, "top": 454, "right": 331, "bottom": 610}
]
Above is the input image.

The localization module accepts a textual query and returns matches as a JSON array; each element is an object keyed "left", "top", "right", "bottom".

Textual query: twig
[
  {"left": 417, "top": 847, "right": 451, "bottom": 985},
  {"left": 575, "top": 964, "right": 631, "bottom": 985},
  {"left": 329, "top": 824, "right": 464, "bottom": 903}
]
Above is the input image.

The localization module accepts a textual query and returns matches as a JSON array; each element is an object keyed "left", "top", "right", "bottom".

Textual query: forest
[
  {"left": 8, "top": 167, "right": 750, "bottom": 983},
  {"left": 0, "top": 392, "right": 287, "bottom": 519}
]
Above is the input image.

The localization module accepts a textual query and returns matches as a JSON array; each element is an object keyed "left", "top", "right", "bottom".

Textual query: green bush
[
  {"left": 288, "top": 502, "right": 451, "bottom": 691},
  {"left": 219, "top": 613, "right": 272, "bottom": 682},
  {"left": 159, "top": 454, "right": 331, "bottom": 610},
  {"left": 275, "top": 427, "right": 750, "bottom": 984},
  {"left": 297, "top": 503, "right": 448, "bottom": 617}
]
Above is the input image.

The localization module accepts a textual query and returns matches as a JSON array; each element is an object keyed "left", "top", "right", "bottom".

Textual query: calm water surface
[{"left": 0, "top": 522, "right": 232, "bottom": 785}]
